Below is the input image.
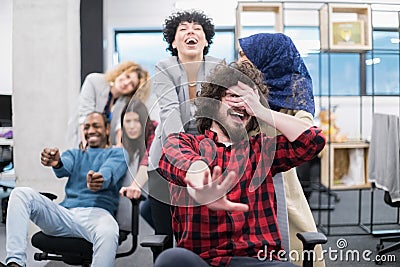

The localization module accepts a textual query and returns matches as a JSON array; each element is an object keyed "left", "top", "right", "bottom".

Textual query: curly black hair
[
  {"left": 195, "top": 61, "right": 269, "bottom": 134},
  {"left": 162, "top": 10, "right": 215, "bottom": 56}
]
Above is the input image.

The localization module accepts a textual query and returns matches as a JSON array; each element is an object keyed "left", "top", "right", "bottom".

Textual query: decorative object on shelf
[
  {"left": 334, "top": 148, "right": 366, "bottom": 186},
  {"left": 320, "top": 141, "right": 370, "bottom": 190},
  {"left": 318, "top": 106, "right": 347, "bottom": 143},
  {"left": 340, "top": 148, "right": 366, "bottom": 186},
  {"left": 332, "top": 20, "right": 364, "bottom": 46}
]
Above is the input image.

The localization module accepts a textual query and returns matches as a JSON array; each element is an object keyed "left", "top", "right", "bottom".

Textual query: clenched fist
[
  {"left": 41, "top": 148, "right": 61, "bottom": 168},
  {"left": 86, "top": 170, "right": 104, "bottom": 191}
]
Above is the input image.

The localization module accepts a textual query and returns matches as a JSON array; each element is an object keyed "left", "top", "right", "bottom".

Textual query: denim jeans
[{"left": 5, "top": 187, "right": 119, "bottom": 267}]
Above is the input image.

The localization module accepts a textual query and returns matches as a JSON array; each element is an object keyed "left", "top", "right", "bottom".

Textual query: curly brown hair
[{"left": 195, "top": 61, "right": 269, "bottom": 134}]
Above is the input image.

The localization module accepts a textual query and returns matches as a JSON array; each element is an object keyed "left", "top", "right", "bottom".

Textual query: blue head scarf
[{"left": 238, "top": 33, "right": 315, "bottom": 116}]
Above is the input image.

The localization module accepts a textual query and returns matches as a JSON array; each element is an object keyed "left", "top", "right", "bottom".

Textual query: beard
[{"left": 214, "top": 111, "right": 248, "bottom": 143}]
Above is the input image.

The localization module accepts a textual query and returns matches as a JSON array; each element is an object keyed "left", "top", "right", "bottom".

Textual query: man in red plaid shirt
[{"left": 155, "top": 62, "right": 326, "bottom": 267}]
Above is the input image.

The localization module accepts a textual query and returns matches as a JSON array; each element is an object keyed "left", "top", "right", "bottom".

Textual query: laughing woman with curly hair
[{"left": 148, "top": 10, "right": 222, "bottom": 249}]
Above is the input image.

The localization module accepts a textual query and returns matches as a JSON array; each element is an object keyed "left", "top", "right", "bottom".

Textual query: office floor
[
  {"left": 0, "top": 189, "right": 399, "bottom": 266},
  {"left": 311, "top": 189, "right": 400, "bottom": 266}
]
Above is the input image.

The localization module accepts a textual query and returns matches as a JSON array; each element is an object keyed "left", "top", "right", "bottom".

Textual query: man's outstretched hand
[
  {"left": 185, "top": 162, "right": 249, "bottom": 212},
  {"left": 87, "top": 170, "right": 104, "bottom": 191},
  {"left": 41, "top": 148, "right": 61, "bottom": 168}
]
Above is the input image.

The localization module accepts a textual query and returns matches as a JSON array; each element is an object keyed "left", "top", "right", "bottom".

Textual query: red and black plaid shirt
[
  {"left": 159, "top": 127, "right": 325, "bottom": 267},
  {"left": 139, "top": 120, "right": 158, "bottom": 166}
]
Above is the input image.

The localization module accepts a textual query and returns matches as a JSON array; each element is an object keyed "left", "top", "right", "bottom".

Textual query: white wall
[
  {"left": 13, "top": 0, "right": 80, "bottom": 197},
  {"left": 0, "top": 0, "right": 12, "bottom": 95}
]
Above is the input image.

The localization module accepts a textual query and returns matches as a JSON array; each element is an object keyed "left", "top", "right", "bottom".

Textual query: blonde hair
[{"left": 105, "top": 61, "right": 151, "bottom": 101}]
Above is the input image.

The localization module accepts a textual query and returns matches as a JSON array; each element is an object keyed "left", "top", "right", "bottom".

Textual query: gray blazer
[
  {"left": 68, "top": 73, "right": 128, "bottom": 147},
  {"left": 148, "top": 56, "right": 222, "bottom": 170}
]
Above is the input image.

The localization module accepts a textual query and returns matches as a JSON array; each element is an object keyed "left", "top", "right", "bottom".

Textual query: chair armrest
[
  {"left": 296, "top": 232, "right": 327, "bottom": 250},
  {"left": 140, "top": 235, "right": 169, "bottom": 248},
  {"left": 141, "top": 234, "right": 169, "bottom": 263},
  {"left": 296, "top": 232, "right": 327, "bottom": 267},
  {"left": 127, "top": 194, "right": 146, "bottom": 207},
  {"left": 39, "top": 192, "right": 58, "bottom": 201}
]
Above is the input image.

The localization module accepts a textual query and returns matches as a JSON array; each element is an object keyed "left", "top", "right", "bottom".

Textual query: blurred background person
[
  {"left": 68, "top": 61, "right": 150, "bottom": 148},
  {"left": 118, "top": 98, "right": 157, "bottom": 229}
]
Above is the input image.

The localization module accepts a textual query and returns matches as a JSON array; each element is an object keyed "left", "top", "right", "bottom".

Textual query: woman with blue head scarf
[
  {"left": 238, "top": 33, "right": 315, "bottom": 116},
  {"left": 238, "top": 33, "right": 324, "bottom": 267}
]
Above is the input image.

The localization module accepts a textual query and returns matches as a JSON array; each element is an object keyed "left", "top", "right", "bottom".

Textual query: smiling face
[
  {"left": 83, "top": 113, "right": 109, "bottom": 148},
  {"left": 123, "top": 111, "right": 142, "bottom": 140},
  {"left": 214, "top": 92, "right": 251, "bottom": 143},
  {"left": 172, "top": 21, "right": 208, "bottom": 61},
  {"left": 114, "top": 71, "right": 139, "bottom": 97}
]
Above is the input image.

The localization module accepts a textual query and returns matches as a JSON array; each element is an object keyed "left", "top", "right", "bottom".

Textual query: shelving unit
[
  {"left": 320, "top": 3, "right": 372, "bottom": 51},
  {"left": 317, "top": 3, "right": 374, "bottom": 236},
  {"left": 320, "top": 141, "right": 370, "bottom": 190},
  {"left": 234, "top": 1, "right": 400, "bottom": 236},
  {"left": 235, "top": 1, "right": 283, "bottom": 40}
]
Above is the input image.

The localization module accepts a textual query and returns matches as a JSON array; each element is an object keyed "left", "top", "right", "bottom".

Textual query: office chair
[
  {"left": 297, "top": 157, "right": 340, "bottom": 211},
  {"left": 31, "top": 193, "right": 145, "bottom": 266},
  {"left": 141, "top": 173, "right": 328, "bottom": 267},
  {"left": 375, "top": 191, "right": 400, "bottom": 265}
]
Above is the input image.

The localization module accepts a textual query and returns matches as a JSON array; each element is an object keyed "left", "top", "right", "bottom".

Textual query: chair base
[{"left": 377, "top": 236, "right": 400, "bottom": 256}]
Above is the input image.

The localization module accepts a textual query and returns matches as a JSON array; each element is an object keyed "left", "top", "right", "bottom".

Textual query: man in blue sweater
[{"left": 3, "top": 112, "right": 127, "bottom": 267}]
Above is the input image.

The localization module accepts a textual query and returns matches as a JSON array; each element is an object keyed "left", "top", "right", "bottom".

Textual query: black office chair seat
[
  {"left": 31, "top": 194, "right": 145, "bottom": 266},
  {"left": 32, "top": 232, "right": 93, "bottom": 265}
]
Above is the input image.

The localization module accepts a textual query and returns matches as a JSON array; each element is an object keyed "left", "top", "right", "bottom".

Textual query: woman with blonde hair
[{"left": 69, "top": 61, "right": 150, "bottom": 148}]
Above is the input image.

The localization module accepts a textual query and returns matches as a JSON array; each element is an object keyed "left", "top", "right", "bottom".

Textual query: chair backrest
[
  {"left": 117, "top": 156, "right": 140, "bottom": 232},
  {"left": 384, "top": 191, "right": 400, "bottom": 208}
]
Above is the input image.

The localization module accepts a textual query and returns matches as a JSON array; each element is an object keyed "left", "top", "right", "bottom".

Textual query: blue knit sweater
[{"left": 53, "top": 147, "right": 128, "bottom": 215}]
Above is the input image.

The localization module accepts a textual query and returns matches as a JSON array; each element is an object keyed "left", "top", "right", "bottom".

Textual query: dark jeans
[
  {"left": 148, "top": 170, "right": 174, "bottom": 249},
  {"left": 140, "top": 197, "right": 154, "bottom": 228},
  {"left": 155, "top": 247, "right": 296, "bottom": 267}
]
